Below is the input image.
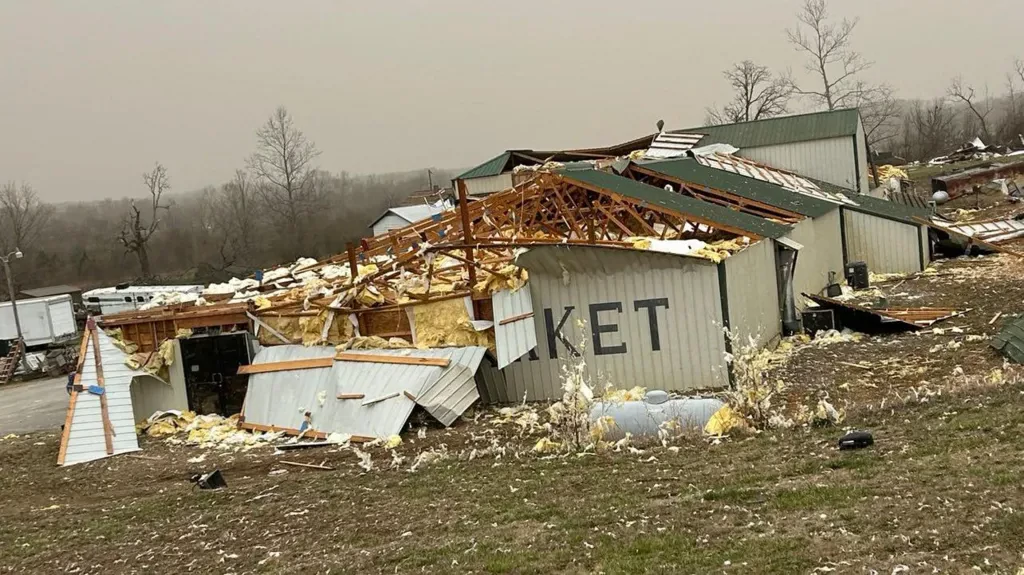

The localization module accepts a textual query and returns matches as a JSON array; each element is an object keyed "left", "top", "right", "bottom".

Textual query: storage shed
[
  {"left": 488, "top": 238, "right": 785, "bottom": 402},
  {"left": 369, "top": 203, "right": 449, "bottom": 237}
]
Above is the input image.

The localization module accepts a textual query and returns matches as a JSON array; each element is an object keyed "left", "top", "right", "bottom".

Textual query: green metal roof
[
  {"left": 681, "top": 108, "right": 861, "bottom": 149},
  {"left": 456, "top": 152, "right": 512, "bottom": 180},
  {"left": 807, "top": 177, "right": 930, "bottom": 225},
  {"left": 639, "top": 158, "right": 837, "bottom": 219},
  {"left": 839, "top": 190, "right": 931, "bottom": 225},
  {"left": 559, "top": 169, "right": 790, "bottom": 239}
]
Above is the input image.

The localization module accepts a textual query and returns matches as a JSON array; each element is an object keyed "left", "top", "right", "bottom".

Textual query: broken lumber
[
  {"left": 237, "top": 357, "right": 335, "bottom": 375},
  {"left": 498, "top": 311, "right": 534, "bottom": 326},
  {"left": 336, "top": 393, "right": 366, "bottom": 400},
  {"left": 362, "top": 391, "right": 401, "bottom": 406},
  {"left": 280, "top": 461, "right": 334, "bottom": 471},
  {"left": 335, "top": 352, "right": 449, "bottom": 368}
]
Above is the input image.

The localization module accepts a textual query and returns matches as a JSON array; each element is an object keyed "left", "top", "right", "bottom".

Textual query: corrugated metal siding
[
  {"left": 784, "top": 210, "right": 844, "bottom": 307},
  {"left": 497, "top": 246, "right": 728, "bottom": 401},
  {"left": 371, "top": 213, "right": 413, "bottom": 236},
  {"left": 842, "top": 209, "right": 923, "bottom": 274},
  {"left": 493, "top": 286, "right": 538, "bottom": 369},
  {"left": 62, "top": 330, "right": 145, "bottom": 465},
  {"left": 724, "top": 240, "right": 781, "bottom": 348},
  {"left": 242, "top": 346, "right": 488, "bottom": 437},
  {"left": 463, "top": 173, "right": 513, "bottom": 196},
  {"left": 740, "top": 136, "right": 858, "bottom": 192},
  {"left": 456, "top": 152, "right": 512, "bottom": 180}
]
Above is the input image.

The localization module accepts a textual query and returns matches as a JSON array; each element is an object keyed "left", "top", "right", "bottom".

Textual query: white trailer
[
  {"left": 83, "top": 285, "right": 203, "bottom": 316},
  {"left": 0, "top": 295, "right": 78, "bottom": 347}
]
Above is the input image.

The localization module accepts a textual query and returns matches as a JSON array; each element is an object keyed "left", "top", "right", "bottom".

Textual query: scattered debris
[
  {"left": 190, "top": 469, "right": 227, "bottom": 490},
  {"left": 280, "top": 461, "right": 334, "bottom": 471},
  {"left": 991, "top": 316, "right": 1024, "bottom": 363}
]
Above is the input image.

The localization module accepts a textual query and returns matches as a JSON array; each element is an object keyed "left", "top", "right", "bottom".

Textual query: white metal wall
[
  {"left": 130, "top": 339, "right": 189, "bottom": 423},
  {"left": 724, "top": 240, "right": 781, "bottom": 349},
  {"left": 371, "top": 213, "right": 411, "bottom": 237},
  {"left": 784, "top": 210, "right": 844, "bottom": 306},
  {"left": 47, "top": 296, "right": 77, "bottom": 340},
  {"left": 920, "top": 225, "right": 932, "bottom": 268},
  {"left": 496, "top": 246, "right": 729, "bottom": 401},
  {"left": 842, "top": 209, "right": 924, "bottom": 274},
  {"left": 739, "top": 136, "right": 858, "bottom": 192},
  {"left": 464, "top": 173, "right": 513, "bottom": 196}
]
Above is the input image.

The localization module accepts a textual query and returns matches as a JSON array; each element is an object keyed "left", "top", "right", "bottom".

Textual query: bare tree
[
  {"left": 246, "top": 106, "right": 323, "bottom": 257},
  {"left": 0, "top": 182, "right": 53, "bottom": 254},
  {"left": 948, "top": 76, "right": 993, "bottom": 142},
  {"left": 118, "top": 163, "right": 170, "bottom": 277},
  {"left": 1000, "top": 59, "right": 1024, "bottom": 145},
  {"left": 208, "top": 169, "right": 258, "bottom": 267},
  {"left": 0, "top": 182, "right": 53, "bottom": 298},
  {"left": 787, "top": 0, "right": 874, "bottom": 111},
  {"left": 906, "top": 99, "right": 958, "bottom": 161},
  {"left": 705, "top": 61, "right": 794, "bottom": 125}
]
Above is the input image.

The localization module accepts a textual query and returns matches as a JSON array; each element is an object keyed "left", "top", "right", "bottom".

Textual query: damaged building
[{"left": 57, "top": 107, "right": 944, "bottom": 463}]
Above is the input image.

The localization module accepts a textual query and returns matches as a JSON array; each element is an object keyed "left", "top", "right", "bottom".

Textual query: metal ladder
[{"left": 0, "top": 342, "right": 23, "bottom": 384}]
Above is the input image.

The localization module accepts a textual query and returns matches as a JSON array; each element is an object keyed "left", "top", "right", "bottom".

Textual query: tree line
[
  {"left": 705, "top": 0, "right": 1024, "bottom": 166},
  {"left": 0, "top": 106, "right": 457, "bottom": 299}
]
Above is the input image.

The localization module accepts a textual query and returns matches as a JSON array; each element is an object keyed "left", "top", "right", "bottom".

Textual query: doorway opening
[{"left": 179, "top": 333, "right": 252, "bottom": 416}]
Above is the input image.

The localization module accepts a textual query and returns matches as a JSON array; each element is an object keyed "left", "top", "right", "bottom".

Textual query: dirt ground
[{"left": 3, "top": 254, "right": 1024, "bottom": 574}]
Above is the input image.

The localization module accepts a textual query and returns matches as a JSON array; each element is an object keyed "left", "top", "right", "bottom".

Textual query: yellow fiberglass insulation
[
  {"left": 257, "top": 315, "right": 303, "bottom": 346},
  {"left": 298, "top": 310, "right": 354, "bottom": 346},
  {"left": 411, "top": 298, "right": 495, "bottom": 351},
  {"left": 474, "top": 265, "right": 529, "bottom": 295}
]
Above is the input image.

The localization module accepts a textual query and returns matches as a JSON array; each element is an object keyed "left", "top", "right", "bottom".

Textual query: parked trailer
[
  {"left": 0, "top": 295, "right": 78, "bottom": 347},
  {"left": 83, "top": 285, "right": 203, "bottom": 316}
]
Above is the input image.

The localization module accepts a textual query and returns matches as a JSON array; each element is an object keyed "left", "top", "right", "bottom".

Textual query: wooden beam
[
  {"left": 457, "top": 180, "right": 477, "bottom": 290},
  {"left": 237, "top": 357, "right": 335, "bottom": 375},
  {"left": 336, "top": 393, "right": 366, "bottom": 400},
  {"left": 346, "top": 242, "right": 359, "bottom": 278},
  {"left": 91, "top": 328, "right": 114, "bottom": 455},
  {"left": 335, "top": 352, "right": 450, "bottom": 367},
  {"left": 362, "top": 391, "right": 401, "bottom": 406},
  {"left": 57, "top": 327, "right": 94, "bottom": 465},
  {"left": 498, "top": 311, "right": 534, "bottom": 326}
]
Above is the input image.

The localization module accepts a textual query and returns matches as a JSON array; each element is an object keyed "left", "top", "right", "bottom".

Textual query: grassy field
[
  {"left": 3, "top": 381, "right": 1024, "bottom": 574},
  {"left": 3, "top": 255, "right": 1024, "bottom": 574}
]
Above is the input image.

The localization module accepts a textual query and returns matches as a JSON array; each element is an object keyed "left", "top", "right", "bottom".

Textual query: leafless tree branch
[{"left": 705, "top": 60, "right": 794, "bottom": 125}]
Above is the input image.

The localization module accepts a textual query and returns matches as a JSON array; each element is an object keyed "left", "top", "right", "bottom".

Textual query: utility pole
[{"left": 1, "top": 249, "right": 28, "bottom": 374}]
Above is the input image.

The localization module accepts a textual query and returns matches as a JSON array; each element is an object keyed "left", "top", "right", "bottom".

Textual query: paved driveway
[{"left": 0, "top": 376, "right": 68, "bottom": 435}]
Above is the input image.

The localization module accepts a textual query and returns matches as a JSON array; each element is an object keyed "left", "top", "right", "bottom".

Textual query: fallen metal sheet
[
  {"left": 694, "top": 153, "right": 857, "bottom": 206},
  {"left": 644, "top": 132, "right": 705, "bottom": 159},
  {"left": 241, "top": 346, "right": 489, "bottom": 438},
  {"left": 803, "top": 293, "right": 962, "bottom": 333},
  {"left": 945, "top": 215, "right": 1024, "bottom": 244},
  {"left": 991, "top": 317, "right": 1024, "bottom": 364},
  {"left": 493, "top": 285, "right": 537, "bottom": 369}
]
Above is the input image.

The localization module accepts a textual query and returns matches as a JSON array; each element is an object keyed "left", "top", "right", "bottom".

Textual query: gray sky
[{"left": 1, "top": 0, "right": 1021, "bottom": 202}]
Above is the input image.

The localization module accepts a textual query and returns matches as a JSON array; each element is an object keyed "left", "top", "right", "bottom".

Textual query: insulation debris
[{"left": 412, "top": 298, "right": 494, "bottom": 351}]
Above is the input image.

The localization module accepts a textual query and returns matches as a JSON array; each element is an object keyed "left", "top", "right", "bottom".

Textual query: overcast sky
[{"left": 1, "top": 0, "right": 1021, "bottom": 202}]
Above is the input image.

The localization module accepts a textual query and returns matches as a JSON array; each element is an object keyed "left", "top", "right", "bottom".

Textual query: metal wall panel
[
  {"left": 242, "top": 346, "right": 488, "bottom": 437},
  {"left": 921, "top": 225, "right": 931, "bottom": 267},
  {"left": 784, "top": 210, "right": 844, "bottom": 308},
  {"left": 62, "top": 330, "right": 146, "bottom": 465},
  {"left": 464, "top": 173, "right": 513, "bottom": 196},
  {"left": 499, "top": 246, "right": 728, "bottom": 401},
  {"left": 724, "top": 240, "right": 781, "bottom": 348},
  {"left": 740, "top": 136, "right": 858, "bottom": 192},
  {"left": 842, "top": 209, "right": 923, "bottom": 275},
  {"left": 371, "top": 213, "right": 412, "bottom": 236},
  {"left": 493, "top": 286, "right": 538, "bottom": 368}
]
